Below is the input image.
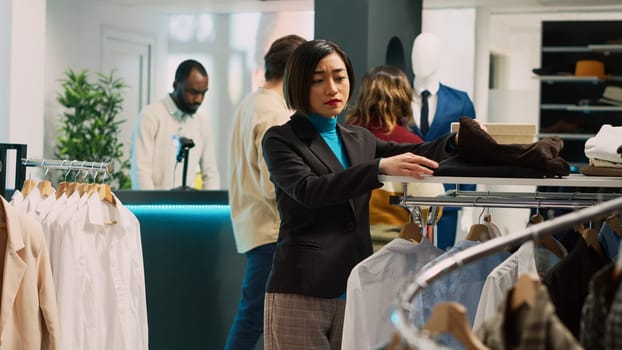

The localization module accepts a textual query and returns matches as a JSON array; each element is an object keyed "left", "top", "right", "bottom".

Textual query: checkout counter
[{"left": 116, "top": 190, "right": 245, "bottom": 350}]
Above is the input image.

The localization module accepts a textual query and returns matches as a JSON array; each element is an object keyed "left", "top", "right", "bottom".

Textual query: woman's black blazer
[{"left": 262, "top": 113, "right": 455, "bottom": 298}]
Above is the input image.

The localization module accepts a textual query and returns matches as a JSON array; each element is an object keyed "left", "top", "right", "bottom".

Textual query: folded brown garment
[
  {"left": 458, "top": 117, "right": 570, "bottom": 176},
  {"left": 581, "top": 166, "right": 622, "bottom": 177}
]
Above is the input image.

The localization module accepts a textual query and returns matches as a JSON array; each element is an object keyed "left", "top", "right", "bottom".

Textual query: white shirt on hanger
[
  {"left": 342, "top": 238, "right": 443, "bottom": 350},
  {"left": 472, "top": 241, "right": 537, "bottom": 330}
]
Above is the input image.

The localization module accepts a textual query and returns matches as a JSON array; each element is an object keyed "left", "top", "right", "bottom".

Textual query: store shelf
[
  {"left": 542, "top": 46, "right": 591, "bottom": 53},
  {"left": 534, "top": 75, "right": 622, "bottom": 83},
  {"left": 379, "top": 174, "right": 622, "bottom": 188},
  {"left": 542, "top": 44, "right": 622, "bottom": 53},
  {"left": 541, "top": 104, "right": 622, "bottom": 112},
  {"left": 538, "top": 133, "right": 593, "bottom": 140},
  {"left": 539, "top": 21, "right": 622, "bottom": 164}
]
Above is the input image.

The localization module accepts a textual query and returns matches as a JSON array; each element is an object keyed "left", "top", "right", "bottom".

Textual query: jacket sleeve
[
  {"left": 262, "top": 127, "right": 383, "bottom": 208},
  {"left": 375, "top": 132, "right": 456, "bottom": 163}
]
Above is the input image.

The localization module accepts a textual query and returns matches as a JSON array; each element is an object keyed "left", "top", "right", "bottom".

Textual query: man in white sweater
[
  {"left": 131, "top": 59, "right": 220, "bottom": 189},
  {"left": 225, "top": 34, "right": 306, "bottom": 350}
]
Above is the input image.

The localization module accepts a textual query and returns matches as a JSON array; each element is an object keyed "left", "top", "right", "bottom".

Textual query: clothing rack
[
  {"left": 391, "top": 195, "right": 622, "bottom": 349},
  {"left": 381, "top": 174, "right": 621, "bottom": 209},
  {"left": 389, "top": 190, "right": 621, "bottom": 209},
  {"left": 380, "top": 174, "right": 622, "bottom": 348},
  {"left": 0, "top": 150, "right": 113, "bottom": 197},
  {"left": 21, "top": 158, "right": 113, "bottom": 174}
]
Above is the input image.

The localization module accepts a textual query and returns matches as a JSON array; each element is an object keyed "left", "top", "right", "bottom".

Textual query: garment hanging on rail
[
  {"left": 0, "top": 195, "right": 61, "bottom": 350},
  {"left": 388, "top": 184, "right": 622, "bottom": 349},
  {"left": 580, "top": 262, "right": 617, "bottom": 350},
  {"left": 475, "top": 283, "right": 582, "bottom": 350},
  {"left": 10, "top": 179, "right": 148, "bottom": 350},
  {"left": 411, "top": 239, "right": 510, "bottom": 350},
  {"left": 543, "top": 238, "right": 610, "bottom": 338},
  {"left": 342, "top": 238, "right": 442, "bottom": 350}
]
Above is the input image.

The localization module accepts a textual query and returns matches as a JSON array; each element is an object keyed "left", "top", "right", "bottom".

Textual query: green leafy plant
[{"left": 55, "top": 68, "right": 131, "bottom": 189}]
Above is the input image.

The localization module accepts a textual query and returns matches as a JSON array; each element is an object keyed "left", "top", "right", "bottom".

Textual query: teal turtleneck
[{"left": 306, "top": 113, "right": 350, "bottom": 169}]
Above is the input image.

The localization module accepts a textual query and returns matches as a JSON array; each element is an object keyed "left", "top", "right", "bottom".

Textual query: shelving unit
[{"left": 537, "top": 20, "right": 622, "bottom": 169}]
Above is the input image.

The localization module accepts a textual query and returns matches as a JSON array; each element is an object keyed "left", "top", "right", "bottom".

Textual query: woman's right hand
[{"left": 379, "top": 153, "right": 439, "bottom": 179}]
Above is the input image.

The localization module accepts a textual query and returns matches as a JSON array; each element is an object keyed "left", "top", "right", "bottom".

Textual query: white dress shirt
[
  {"left": 342, "top": 238, "right": 443, "bottom": 350},
  {"left": 473, "top": 241, "right": 537, "bottom": 330}
]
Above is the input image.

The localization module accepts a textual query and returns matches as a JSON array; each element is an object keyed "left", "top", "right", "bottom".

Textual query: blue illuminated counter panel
[{"left": 116, "top": 190, "right": 244, "bottom": 350}]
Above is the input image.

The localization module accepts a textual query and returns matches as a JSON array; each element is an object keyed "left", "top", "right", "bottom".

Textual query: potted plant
[{"left": 55, "top": 68, "right": 131, "bottom": 189}]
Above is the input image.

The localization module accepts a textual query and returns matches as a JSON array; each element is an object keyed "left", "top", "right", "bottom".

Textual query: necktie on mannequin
[{"left": 420, "top": 90, "right": 431, "bottom": 136}]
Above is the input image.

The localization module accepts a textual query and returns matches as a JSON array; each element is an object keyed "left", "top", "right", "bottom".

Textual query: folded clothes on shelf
[
  {"left": 599, "top": 86, "right": 622, "bottom": 106},
  {"left": 585, "top": 124, "right": 622, "bottom": 163}
]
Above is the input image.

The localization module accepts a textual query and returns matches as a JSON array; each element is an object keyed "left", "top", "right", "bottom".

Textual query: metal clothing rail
[
  {"left": 379, "top": 174, "right": 622, "bottom": 188},
  {"left": 390, "top": 190, "right": 621, "bottom": 209},
  {"left": 392, "top": 195, "right": 622, "bottom": 349},
  {"left": 22, "top": 158, "right": 113, "bottom": 174}
]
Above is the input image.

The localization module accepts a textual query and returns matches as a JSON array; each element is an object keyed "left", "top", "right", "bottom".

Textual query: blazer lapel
[
  {"left": 432, "top": 84, "right": 448, "bottom": 131},
  {"left": 291, "top": 114, "right": 344, "bottom": 174},
  {"left": 337, "top": 124, "right": 361, "bottom": 214},
  {"left": 338, "top": 124, "right": 361, "bottom": 166},
  {"left": 0, "top": 197, "right": 27, "bottom": 336}
]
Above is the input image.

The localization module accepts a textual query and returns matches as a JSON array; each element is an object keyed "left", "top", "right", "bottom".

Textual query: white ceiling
[{"left": 99, "top": 0, "right": 622, "bottom": 14}]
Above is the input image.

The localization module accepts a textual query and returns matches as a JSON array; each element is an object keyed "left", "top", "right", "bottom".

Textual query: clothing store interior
[{"left": 1, "top": 0, "right": 622, "bottom": 349}]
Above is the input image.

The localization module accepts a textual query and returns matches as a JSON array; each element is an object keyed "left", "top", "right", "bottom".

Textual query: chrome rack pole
[
  {"left": 392, "top": 195, "right": 622, "bottom": 349},
  {"left": 21, "top": 158, "right": 113, "bottom": 174}
]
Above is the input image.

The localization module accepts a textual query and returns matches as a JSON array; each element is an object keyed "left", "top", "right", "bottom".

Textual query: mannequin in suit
[{"left": 410, "top": 32, "right": 477, "bottom": 250}]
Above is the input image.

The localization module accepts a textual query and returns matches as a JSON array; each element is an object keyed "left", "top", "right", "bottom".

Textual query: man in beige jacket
[{"left": 225, "top": 34, "right": 306, "bottom": 350}]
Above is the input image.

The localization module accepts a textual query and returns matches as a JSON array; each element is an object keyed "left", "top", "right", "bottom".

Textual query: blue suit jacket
[
  {"left": 413, "top": 83, "right": 476, "bottom": 142},
  {"left": 412, "top": 83, "right": 476, "bottom": 193}
]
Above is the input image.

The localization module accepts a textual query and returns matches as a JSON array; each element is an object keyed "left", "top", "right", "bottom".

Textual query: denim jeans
[{"left": 224, "top": 242, "right": 276, "bottom": 350}]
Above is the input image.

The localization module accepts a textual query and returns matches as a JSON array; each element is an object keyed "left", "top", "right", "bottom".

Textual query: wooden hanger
[
  {"left": 535, "top": 235, "right": 565, "bottom": 260},
  {"left": 56, "top": 161, "right": 72, "bottom": 198},
  {"left": 576, "top": 223, "right": 604, "bottom": 257},
  {"left": 530, "top": 212, "right": 544, "bottom": 224},
  {"left": 511, "top": 273, "right": 539, "bottom": 310},
  {"left": 466, "top": 224, "right": 490, "bottom": 242},
  {"left": 21, "top": 178, "right": 36, "bottom": 198},
  {"left": 483, "top": 213, "right": 501, "bottom": 238},
  {"left": 56, "top": 182, "right": 68, "bottom": 198},
  {"left": 86, "top": 183, "right": 99, "bottom": 197},
  {"left": 98, "top": 183, "right": 116, "bottom": 206},
  {"left": 35, "top": 163, "right": 55, "bottom": 198},
  {"left": 399, "top": 209, "right": 422, "bottom": 243},
  {"left": 529, "top": 208, "right": 565, "bottom": 259},
  {"left": 37, "top": 180, "right": 55, "bottom": 198},
  {"left": 386, "top": 332, "right": 412, "bottom": 350},
  {"left": 65, "top": 182, "right": 79, "bottom": 197},
  {"left": 424, "top": 302, "right": 489, "bottom": 350}
]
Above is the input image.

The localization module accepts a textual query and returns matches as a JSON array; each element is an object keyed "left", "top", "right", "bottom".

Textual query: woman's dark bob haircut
[{"left": 283, "top": 39, "right": 355, "bottom": 115}]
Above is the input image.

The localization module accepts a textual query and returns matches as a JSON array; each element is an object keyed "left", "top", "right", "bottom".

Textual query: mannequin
[
  {"left": 410, "top": 32, "right": 477, "bottom": 250},
  {"left": 410, "top": 32, "right": 476, "bottom": 142}
]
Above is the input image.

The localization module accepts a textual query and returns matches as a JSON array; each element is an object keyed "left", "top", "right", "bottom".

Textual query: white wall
[
  {"left": 422, "top": 9, "right": 477, "bottom": 101},
  {"left": 0, "top": 0, "right": 46, "bottom": 158},
  {"left": 45, "top": 0, "right": 169, "bottom": 159},
  {"left": 0, "top": 0, "right": 10, "bottom": 142}
]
